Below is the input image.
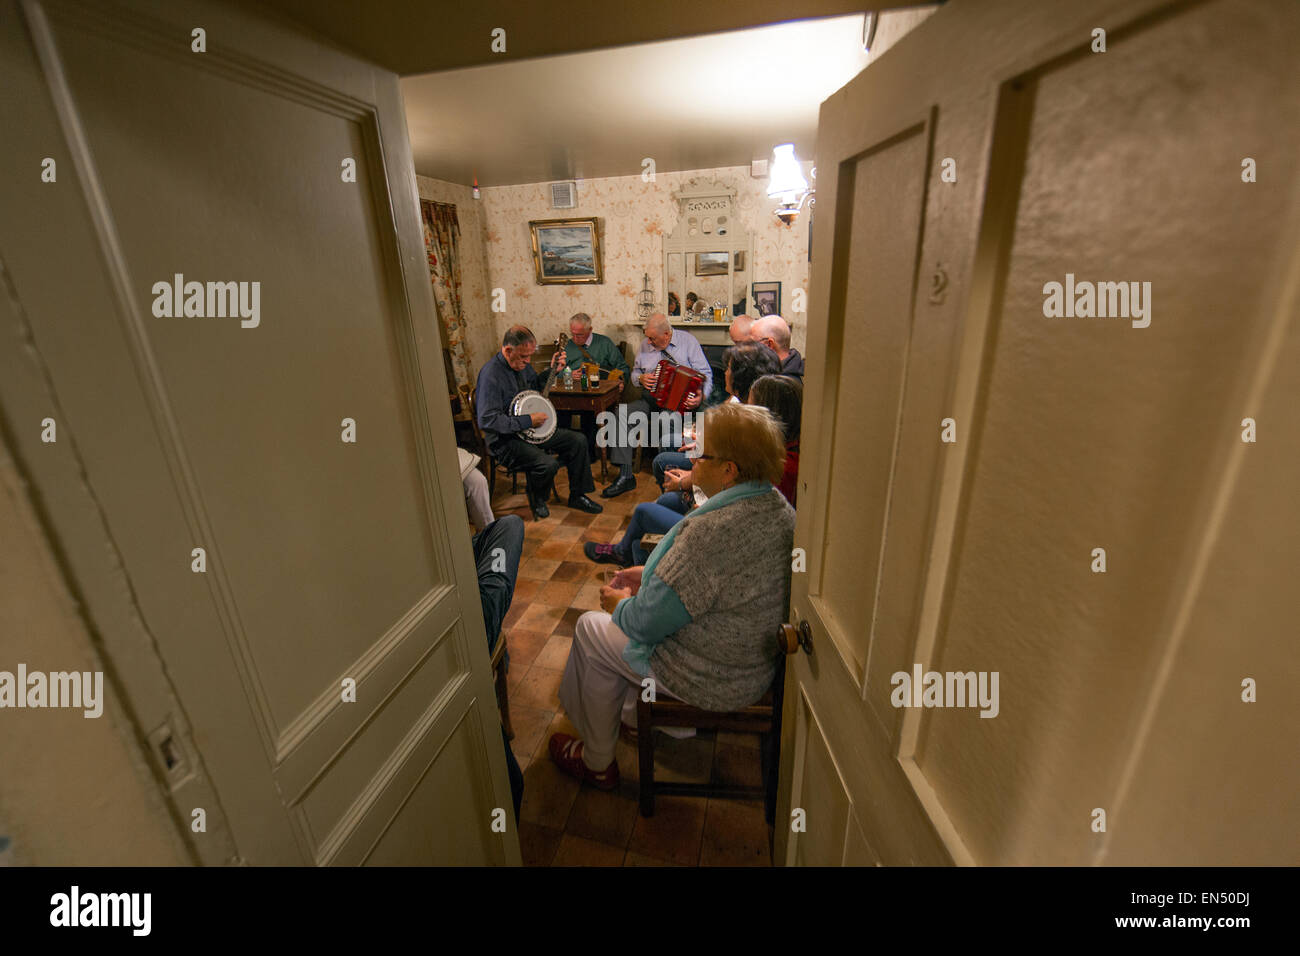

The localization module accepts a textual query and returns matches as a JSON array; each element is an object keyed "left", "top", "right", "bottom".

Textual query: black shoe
[
  {"left": 567, "top": 494, "right": 603, "bottom": 515},
  {"left": 528, "top": 494, "right": 549, "bottom": 520},
  {"left": 600, "top": 474, "right": 637, "bottom": 498},
  {"left": 584, "top": 541, "right": 631, "bottom": 566}
]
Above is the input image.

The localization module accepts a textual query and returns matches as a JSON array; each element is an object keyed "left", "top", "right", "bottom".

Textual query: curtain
[{"left": 420, "top": 199, "right": 472, "bottom": 393}]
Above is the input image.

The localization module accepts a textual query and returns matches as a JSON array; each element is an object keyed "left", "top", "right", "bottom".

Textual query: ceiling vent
[{"left": 550, "top": 181, "right": 577, "bottom": 209}]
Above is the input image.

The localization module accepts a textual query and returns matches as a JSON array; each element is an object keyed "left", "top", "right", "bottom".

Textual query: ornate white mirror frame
[{"left": 662, "top": 181, "right": 753, "bottom": 322}]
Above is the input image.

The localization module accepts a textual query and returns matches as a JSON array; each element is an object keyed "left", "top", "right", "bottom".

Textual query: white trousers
[
  {"left": 463, "top": 468, "right": 494, "bottom": 532},
  {"left": 560, "top": 611, "right": 682, "bottom": 771}
]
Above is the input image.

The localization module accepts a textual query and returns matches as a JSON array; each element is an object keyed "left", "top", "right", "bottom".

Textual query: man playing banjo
[{"left": 475, "top": 325, "right": 604, "bottom": 520}]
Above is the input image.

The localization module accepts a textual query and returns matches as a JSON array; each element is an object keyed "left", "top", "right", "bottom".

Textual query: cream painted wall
[
  {"left": 415, "top": 175, "right": 497, "bottom": 373},
  {"left": 476, "top": 165, "right": 812, "bottom": 360},
  {"left": 0, "top": 438, "right": 188, "bottom": 865}
]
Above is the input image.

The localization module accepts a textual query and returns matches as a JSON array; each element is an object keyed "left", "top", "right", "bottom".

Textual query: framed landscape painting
[{"left": 530, "top": 217, "right": 603, "bottom": 284}]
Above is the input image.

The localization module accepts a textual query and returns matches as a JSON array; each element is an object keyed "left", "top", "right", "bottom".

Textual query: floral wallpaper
[{"left": 477, "top": 164, "right": 812, "bottom": 358}]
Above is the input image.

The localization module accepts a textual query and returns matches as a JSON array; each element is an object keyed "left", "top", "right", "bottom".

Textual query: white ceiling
[{"left": 400, "top": 15, "right": 876, "bottom": 187}]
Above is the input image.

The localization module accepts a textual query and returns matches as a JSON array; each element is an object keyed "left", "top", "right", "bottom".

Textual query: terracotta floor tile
[
  {"left": 519, "top": 758, "right": 580, "bottom": 831},
  {"left": 518, "top": 822, "right": 564, "bottom": 867},
  {"left": 564, "top": 786, "right": 638, "bottom": 849},
  {"left": 503, "top": 629, "right": 552, "bottom": 672},
  {"left": 699, "top": 798, "right": 771, "bottom": 867},
  {"left": 514, "top": 665, "right": 564, "bottom": 711},
  {"left": 561, "top": 510, "right": 597, "bottom": 527},
  {"left": 519, "top": 558, "right": 560, "bottom": 581},
  {"left": 574, "top": 583, "right": 603, "bottom": 611},
  {"left": 550, "top": 560, "right": 587, "bottom": 583},
  {"left": 544, "top": 710, "right": 580, "bottom": 740},
  {"left": 648, "top": 734, "right": 715, "bottom": 785},
  {"left": 589, "top": 514, "right": 623, "bottom": 531},
  {"left": 532, "top": 579, "right": 581, "bottom": 609},
  {"left": 511, "top": 578, "right": 542, "bottom": 603},
  {"left": 552, "top": 606, "right": 587, "bottom": 638},
  {"left": 715, "top": 729, "right": 761, "bottom": 751},
  {"left": 548, "top": 525, "right": 584, "bottom": 543},
  {"left": 551, "top": 833, "right": 627, "bottom": 867},
  {"left": 520, "top": 538, "right": 540, "bottom": 557},
  {"left": 627, "top": 795, "right": 707, "bottom": 866},
  {"left": 711, "top": 743, "right": 764, "bottom": 790},
  {"left": 505, "top": 702, "right": 554, "bottom": 764},
  {"left": 517, "top": 604, "right": 565, "bottom": 635},
  {"left": 623, "top": 850, "right": 682, "bottom": 866},
  {"left": 534, "top": 634, "right": 573, "bottom": 671},
  {"left": 502, "top": 604, "right": 526, "bottom": 630},
  {"left": 535, "top": 539, "right": 574, "bottom": 561}
]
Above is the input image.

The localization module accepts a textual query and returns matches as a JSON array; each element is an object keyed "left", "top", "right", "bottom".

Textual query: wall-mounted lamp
[{"left": 766, "top": 143, "right": 813, "bottom": 225}]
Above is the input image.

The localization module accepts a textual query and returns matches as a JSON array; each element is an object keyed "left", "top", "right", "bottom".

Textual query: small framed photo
[
  {"left": 752, "top": 281, "right": 782, "bottom": 317},
  {"left": 530, "top": 217, "right": 603, "bottom": 284}
]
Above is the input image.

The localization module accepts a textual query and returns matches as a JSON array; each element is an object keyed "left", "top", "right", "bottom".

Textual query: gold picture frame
[{"left": 529, "top": 217, "right": 604, "bottom": 284}]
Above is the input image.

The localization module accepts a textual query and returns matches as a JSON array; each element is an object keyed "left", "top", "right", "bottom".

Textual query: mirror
[{"left": 662, "top": 182, "right": 752, "bottom": 323}]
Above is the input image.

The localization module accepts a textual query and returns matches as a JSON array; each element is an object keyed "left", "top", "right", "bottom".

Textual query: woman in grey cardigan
[{"left": 551, "top": 402, "right": 796, "bottom": 790}]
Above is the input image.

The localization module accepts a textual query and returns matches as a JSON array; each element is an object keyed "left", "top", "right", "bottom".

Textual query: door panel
[
  {"left": 0, "top": 0, "right": 517, "bottom": 864},
  {"left": 780, "top": 0, "right": 1299, "bottom": 866}
]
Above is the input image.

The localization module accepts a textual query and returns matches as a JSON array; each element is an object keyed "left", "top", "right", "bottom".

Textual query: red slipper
[{"left": 548, "top": 733, "right": 619, "bottom": 791}]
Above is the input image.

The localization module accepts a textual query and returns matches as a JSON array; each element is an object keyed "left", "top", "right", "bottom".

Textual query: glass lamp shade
[{"left": 766, "top": 144, "right": 809, "bottom": 201}]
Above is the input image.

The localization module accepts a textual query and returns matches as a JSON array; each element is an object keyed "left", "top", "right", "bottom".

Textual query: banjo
[{"left": 511, "top": 332, "right": 567, "bottom": 444}]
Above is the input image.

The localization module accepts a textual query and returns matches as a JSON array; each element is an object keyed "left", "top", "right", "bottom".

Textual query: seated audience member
[
  {"left": 551, "top": 403, "right": 796, "bottom": 789},
  {"left": 474, "top": 325, "right": 604, "bottom": 520},
  {"left": 749, "top": 314, "right": 805, "bottom": 379},
  {"left": 459, "top": 447, "right": 493, "bottom": 532},
  {"left": 471, "top": 514, "right": 526, "bottom": 820},
  {"left": 748, "top": 374, "right": 802, "bottom": 506},
  {"left": 728, "top": 313, "right": 755, "bottom": 346},
  {"left": 667, "top": 292, "right": 681, "bottom": 316},
  {"left": 684, "top": 292, "right": 699, "bottom": 315}
]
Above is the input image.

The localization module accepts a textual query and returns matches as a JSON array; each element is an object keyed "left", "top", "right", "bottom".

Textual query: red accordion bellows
[{"left": 650, "top": 359, "right": 705, "bottom": 412}]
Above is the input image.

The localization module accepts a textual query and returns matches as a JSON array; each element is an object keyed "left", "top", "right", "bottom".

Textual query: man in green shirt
[{"left": 562, "top": 313, "right": 639, "bottom": 497}]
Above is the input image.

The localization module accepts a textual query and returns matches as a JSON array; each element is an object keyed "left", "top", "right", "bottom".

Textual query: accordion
[{"left": 650, "top": 358, "right": 706, "bottom": 412}]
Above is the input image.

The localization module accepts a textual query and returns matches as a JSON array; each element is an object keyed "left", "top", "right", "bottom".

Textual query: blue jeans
[
  {"left": 653, "top": 450, "right": 693, "bottom": 491},
  {"left": 618, "top": 502, "right": 685, "bottom": 563}
]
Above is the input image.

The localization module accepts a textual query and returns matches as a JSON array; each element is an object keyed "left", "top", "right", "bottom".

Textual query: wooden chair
[
  {"left": 466, "top": 385, "right": 561, "bottom": 503},
  {"left": 489, "top": 634, "right": 513, "bottom": 740},
  {"left": 636, "top": 623, "right": 802, "bottom": 822}
]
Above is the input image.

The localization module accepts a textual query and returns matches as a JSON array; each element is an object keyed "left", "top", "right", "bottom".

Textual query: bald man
[
  {"left": 728, "top": 314, "right": 755, "bottom": 345},
  {"left": 749, "top": 315, "right": 804, "bottom": 379}
]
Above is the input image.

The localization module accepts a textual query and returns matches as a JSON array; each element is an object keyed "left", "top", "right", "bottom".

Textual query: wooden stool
[
  {"left": 635, "top": 624, "right": 800, "bottom": 821},
  {"left": 489, "top": 635, "right": 513, "bottom": 740}
]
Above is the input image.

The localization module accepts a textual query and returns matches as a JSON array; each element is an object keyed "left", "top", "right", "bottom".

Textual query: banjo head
[{"left": 510, "top": 389, "right": 557, "bottom": 443}]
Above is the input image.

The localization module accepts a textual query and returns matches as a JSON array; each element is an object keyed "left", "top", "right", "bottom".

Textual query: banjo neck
[{"left": 540, "top": 331, "right": 568, "bottom": 399}]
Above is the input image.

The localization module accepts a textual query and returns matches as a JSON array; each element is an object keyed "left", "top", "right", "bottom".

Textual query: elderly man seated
[
  {"left": 474, "top": 325, "right": 604, "bottom": 520},
  {"left": 550, "top": 402, "right": 796, "bottom": 790},
  {"left": 749, "top": 314, "right": 805, "bottom": 379},
  {"left": 606, "top": 313, "right": 711, "bottom": 481}
]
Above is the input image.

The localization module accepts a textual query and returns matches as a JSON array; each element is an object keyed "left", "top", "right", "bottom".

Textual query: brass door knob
[{"left": 797, "top": 619, "right": 814, "bottom": 655}]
